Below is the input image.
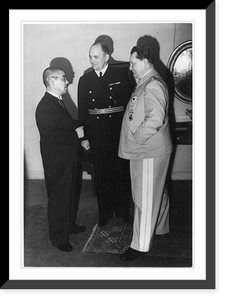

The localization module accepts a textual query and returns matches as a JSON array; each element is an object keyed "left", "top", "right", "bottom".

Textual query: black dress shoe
[
  {"left": 69, "top": 224, "right": 86, "bottom": 234},
  {"left": 98, "top": 218, "right": 109, "bottom": 227},
  {"left": 120, "top": 247, "right": 142, "bottom": 261},
  {"left": 57, "top": 243, "right": 73, "bottom": 252}
]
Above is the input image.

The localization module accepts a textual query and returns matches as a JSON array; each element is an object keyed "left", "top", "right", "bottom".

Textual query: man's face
[
  {"left": 89, "top": 44, "right": 109, "bottom": 71},
  {"left": 51, "top": 70, "right": 69, "bottom": 95},
  {"left": 129, "top": 52, "right": 145, "bottom": 80}
]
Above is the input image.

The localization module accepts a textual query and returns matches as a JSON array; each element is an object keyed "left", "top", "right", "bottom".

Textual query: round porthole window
[{"left": 167, "top": 40, "right": 192, "bottom": 104}]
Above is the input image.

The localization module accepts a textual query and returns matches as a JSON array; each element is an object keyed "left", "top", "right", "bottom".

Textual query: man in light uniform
[{"left": 118, "top": 45, "right": 173, "bottom": 261}]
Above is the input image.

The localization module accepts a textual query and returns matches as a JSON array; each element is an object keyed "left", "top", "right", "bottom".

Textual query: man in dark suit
[
  {"left": 35, "top": 67, "right": 86, "bottom": 252},
  {"left": 78, "top": 42, "right": 133, "bottom": 227}
]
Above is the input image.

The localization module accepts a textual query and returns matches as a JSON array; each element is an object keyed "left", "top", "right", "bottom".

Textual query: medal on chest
[{"left": 129, "top": 95, "right": 138, "bottom": 121}]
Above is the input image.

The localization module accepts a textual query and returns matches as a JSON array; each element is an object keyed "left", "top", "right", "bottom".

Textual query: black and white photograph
[
  {"left": 23, "top": 21, "right": 193, "bottom": 266},
  {"left": 7, "top": 6, "right": 217, "bottom": 291}
]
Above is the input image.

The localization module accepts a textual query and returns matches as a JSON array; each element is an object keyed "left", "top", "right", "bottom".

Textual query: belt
[{"left": 88, "top": 106, "right": 124, "bottom": 115}]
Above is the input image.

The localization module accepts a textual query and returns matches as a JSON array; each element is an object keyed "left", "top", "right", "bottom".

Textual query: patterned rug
[{"left": 83, "top": 217, "right": 192, "bottom": 259}]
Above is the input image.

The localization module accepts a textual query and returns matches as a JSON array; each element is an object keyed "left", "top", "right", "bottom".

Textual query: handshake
[{"left": 75, "top": 126, "right": 90, "bottom": 150}]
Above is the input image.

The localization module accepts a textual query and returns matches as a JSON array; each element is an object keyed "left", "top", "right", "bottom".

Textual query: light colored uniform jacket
[{"left": 118, "top": 68, "right": 173, "bottom": 160}]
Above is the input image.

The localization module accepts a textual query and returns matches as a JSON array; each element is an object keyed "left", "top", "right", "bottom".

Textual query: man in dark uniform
[
  {"left": 78, "top": 42, "right": 133, "bottom": 227},
  {"left": 35, "top": 67, "right": 86, "bottom": 252}
]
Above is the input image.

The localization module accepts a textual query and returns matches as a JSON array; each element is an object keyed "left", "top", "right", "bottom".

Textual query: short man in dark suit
[
  {"left": 35, "top": 67, "right": 86, "bottom": 252},
  {"left": 78, "top": 42, "right": 133, "bottom": 227}
]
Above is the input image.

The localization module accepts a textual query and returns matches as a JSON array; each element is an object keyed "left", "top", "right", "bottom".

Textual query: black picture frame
[{"left": 4, "top": 1, "right": 218, "bottom": 293}]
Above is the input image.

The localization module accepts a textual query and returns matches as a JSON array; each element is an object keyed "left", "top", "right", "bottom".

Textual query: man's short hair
[
  {"left": 130, "top": 45, "right": 154, "bottom": 64},
  {"left": 42, "top": 67, "right": 64, "bottom": 87},
  {"left": 91, "top": 41, "right": 110, "bottom": 55}
]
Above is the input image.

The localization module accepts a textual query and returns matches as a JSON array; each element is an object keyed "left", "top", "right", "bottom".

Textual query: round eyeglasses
[{"left": 51, "top": 76, "right": 67, "bottom": 82}]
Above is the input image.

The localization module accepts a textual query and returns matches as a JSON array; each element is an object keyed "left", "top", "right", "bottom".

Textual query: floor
[{"left": 24, "top": 179, "right": 192, "bottom": 268}]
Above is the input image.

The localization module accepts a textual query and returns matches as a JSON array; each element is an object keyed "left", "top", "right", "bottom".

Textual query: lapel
[
  {"left": 45, "top": 92, "right": 76, "bottom": 125},
  {"left": 96, "top": 65, "right": 114, "bottom": 81},
  {"left": 88, "top": 66, "right": 116, "bottom": 84}
]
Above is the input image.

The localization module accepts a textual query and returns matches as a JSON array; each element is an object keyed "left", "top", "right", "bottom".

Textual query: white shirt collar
[
  {"left": 95, "top": 64, "right": 108, "bottom": 77},
  {"left": 47, "top": 90, "right": 62, "bottom": 100}
]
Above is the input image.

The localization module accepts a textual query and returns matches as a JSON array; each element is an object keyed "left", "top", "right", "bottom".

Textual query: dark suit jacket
[
  {"left": 78, "top": 66, "right": 133, "bottom": 147},
  {"left": 35, "top": 92, "right": 81, "bottom": 198}
]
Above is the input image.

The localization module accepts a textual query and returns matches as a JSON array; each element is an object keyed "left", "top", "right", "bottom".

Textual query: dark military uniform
[{"left": 78, "top": 65, "right": 133, "bottom": 223}]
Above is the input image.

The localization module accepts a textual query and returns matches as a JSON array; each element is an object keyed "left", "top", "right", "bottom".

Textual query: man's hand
[
  {"left": 81, "top": 140, "right": 90, "bottom": 150},
  {"left": 75, "top": 126, "right": 84, "bottom": 139}
]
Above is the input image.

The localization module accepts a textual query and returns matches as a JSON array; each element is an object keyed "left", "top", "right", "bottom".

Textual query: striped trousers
[{"left": 130, "top": 154, "right": 171, "bottom": 252}]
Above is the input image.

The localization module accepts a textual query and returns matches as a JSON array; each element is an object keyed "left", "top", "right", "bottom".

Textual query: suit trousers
[
  {"left": 91, "top": 142, "right": 131, "bottom": 221},
  {"left": 130, "top": 154, "right": 170, "bottom": 252},
  {"left": 47, "top": 159, "right": 82, "bottom": 247}
]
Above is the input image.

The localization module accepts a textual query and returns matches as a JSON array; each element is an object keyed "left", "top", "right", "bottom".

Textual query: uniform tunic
[
  {"left": 78, "top": 66, "right": 133, "bottom": 221},
  {"left": 118, "top": 68, "right": 173, "bottom": 252}
]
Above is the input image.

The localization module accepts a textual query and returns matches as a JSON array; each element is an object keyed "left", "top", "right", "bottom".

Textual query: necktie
[
  {"left": 99, "top": 72, "right": 102, "bottom": 78},
  {"left": 58, "top": 99, "right": 65, "bottom": 109}
]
